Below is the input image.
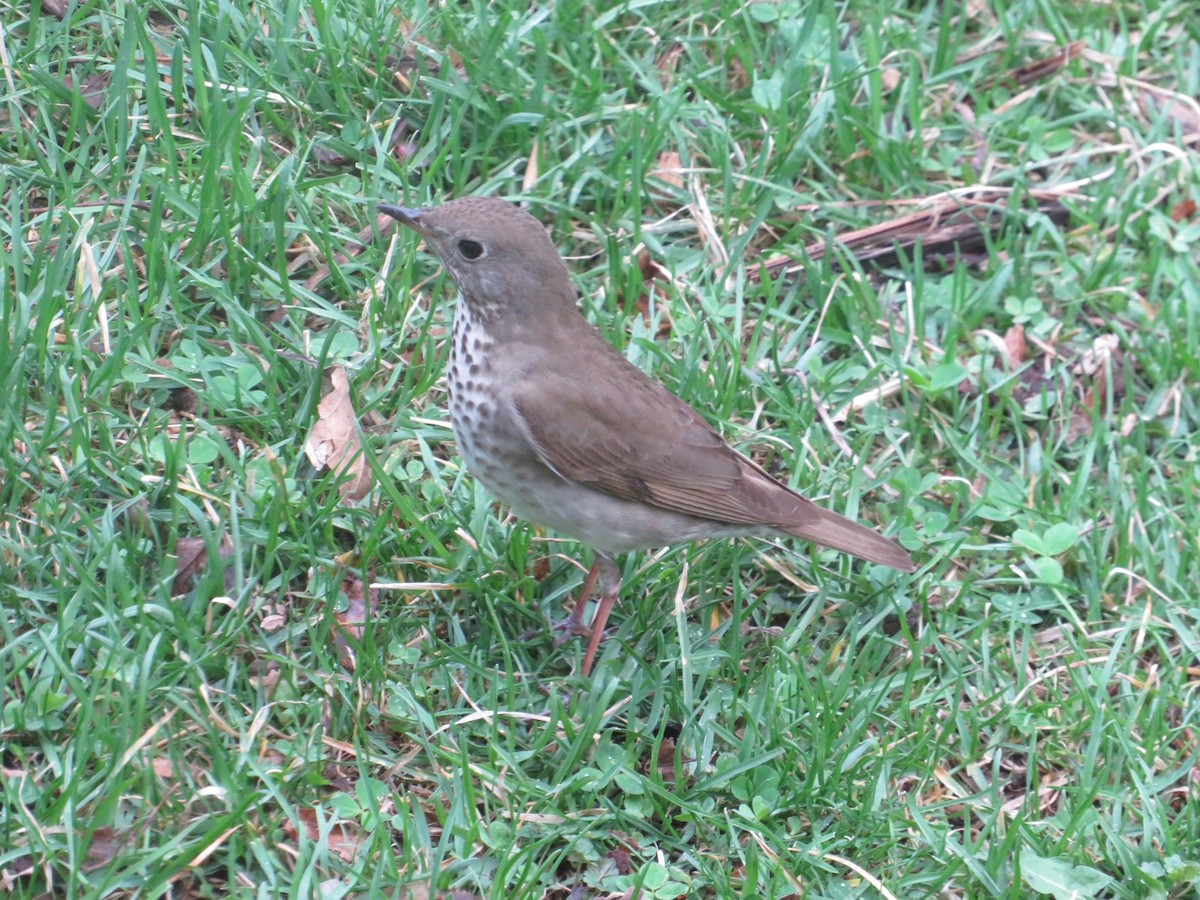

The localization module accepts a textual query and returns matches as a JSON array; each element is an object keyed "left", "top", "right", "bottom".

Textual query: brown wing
[
  {"left": 511, "top": 339, "right": 813, "bottom": 527},
  {"left": 511, "top": 337, "right": 916, "bottom": 571}
]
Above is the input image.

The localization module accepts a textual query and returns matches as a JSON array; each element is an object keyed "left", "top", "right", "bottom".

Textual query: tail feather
[{"left": 784, "top": 506, "right": 916, "bottom": 572}]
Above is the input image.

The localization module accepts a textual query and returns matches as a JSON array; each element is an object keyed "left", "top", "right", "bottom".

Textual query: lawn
[{"left": 2, "top": 0, "right": 1198, "bottom": 897}]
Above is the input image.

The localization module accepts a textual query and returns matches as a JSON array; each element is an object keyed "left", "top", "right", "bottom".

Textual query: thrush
[{"left": 380, "top": 196, "right": 915, "bottom": 675}]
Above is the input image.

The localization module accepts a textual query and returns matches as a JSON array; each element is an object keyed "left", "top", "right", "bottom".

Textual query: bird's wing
[
  {"left": 510, "top": 340, "right": 804, "bottom": 528},
  {"left": 509, "top": 336, "right": 916, "bottom": 571}
]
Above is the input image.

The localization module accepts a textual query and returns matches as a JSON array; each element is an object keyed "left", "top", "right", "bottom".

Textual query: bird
[{"left": 379, "top": 196, "right": 915, "bottom": 675}]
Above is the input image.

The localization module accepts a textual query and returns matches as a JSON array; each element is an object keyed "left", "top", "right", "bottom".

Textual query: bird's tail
[{"left": 783, "top": 506, "right": 916, "bottom": 572}]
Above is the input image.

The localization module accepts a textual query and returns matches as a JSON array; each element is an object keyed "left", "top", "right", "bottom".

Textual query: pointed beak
[{"left": 378, "top": 203, "right": 427, "bottom": 234}]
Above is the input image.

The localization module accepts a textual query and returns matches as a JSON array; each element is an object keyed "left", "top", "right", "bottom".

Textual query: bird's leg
[
  {"left": 580, "top": 553, "right": 621, "bottom": 677},
  {"left": 557, "top": 558, "right": 602, "bottom": 640}
]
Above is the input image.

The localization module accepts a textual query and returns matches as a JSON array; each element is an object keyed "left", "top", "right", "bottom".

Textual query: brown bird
[{"left": 380, "top": 197, "right": 915, "bottom": 675}]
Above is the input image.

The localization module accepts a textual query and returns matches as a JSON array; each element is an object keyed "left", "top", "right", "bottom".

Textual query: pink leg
[
  {"left": 579, "top": 554, "right": 622, "bottom": 676},
  {"left": 560, "top": 559, "right": 602, "bottom": 639},
  {"left": 580, "top": 587, "right": 617, "bottom": 676}
]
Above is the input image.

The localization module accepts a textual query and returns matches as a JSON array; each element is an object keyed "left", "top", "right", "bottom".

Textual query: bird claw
[{"left": 517, "top": 603, "right": 590, "bottom": 644}]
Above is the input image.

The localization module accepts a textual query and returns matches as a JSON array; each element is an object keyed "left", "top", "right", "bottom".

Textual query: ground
[{"left": 1, "top": 1, "right": 1198, "bottom": 897}]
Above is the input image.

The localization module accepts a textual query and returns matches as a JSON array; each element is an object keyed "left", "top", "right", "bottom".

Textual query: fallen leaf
[
  {"left": 64, "top": 71, "right": 110, "bottom": 109},
  {"left": 628, "top": 248, "right": 674, "bottom": 337},
  {"left": 650, "top": 151, "right": 685, "bottom": 190},
  {"left": 283, "top": 808, "right": 364, "bottom": 863},
  {"left": 728, "top": 56, "right": 750, "bottom": 92},
  {"left": 1073, "top": 334, "right": 1119, "bottom": 378},
  {"left": 655, "top": 43, "right": 684, "bottom": 90},
  {"left": 172, "top": 532, "right": 235, "bottom": 596},
  {"left": 83, "top": 826, "right": 133, "bottom": 872},
  {"left": 164, "top": 384, "right": 198, "bottom": 416},
  {"left": 606, "top": 845, "right": 633, "bottom": 875},
  {"left": 332, "top": 571, "right": 379, "bottom": 671},
  {"left": 1004, "top": 323, "right": 1027, "bottom": 367},
  {"left": 1067, "top": 335, "right": 1123, "bottom": 442},
  {"left": 305, "top": 366, "right": 373, "bottom": 501},
  {"left": 313, "top": 143, "right": 354, "bottom": 166},
  {"left": 1137, "top": 83, "right": 1200, "bottom": 136},
  {"left": 522, "top": 138, "right": 540, "bottom": 192},
  {"left": 1171, "top": 199, "right": 1197, "bottom": 222}
]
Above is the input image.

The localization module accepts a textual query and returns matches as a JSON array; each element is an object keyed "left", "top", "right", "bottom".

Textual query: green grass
[{"left": 3, "top": 0, "right": 1199, "bottom": 897}]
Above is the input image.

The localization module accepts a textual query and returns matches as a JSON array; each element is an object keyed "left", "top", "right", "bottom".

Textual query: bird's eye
[{"left": 458, "top": 239, "right": 484, "bottom": 260}]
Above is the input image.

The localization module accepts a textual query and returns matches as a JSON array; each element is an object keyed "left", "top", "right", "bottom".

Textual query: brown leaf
[
  {"left": 1072, "top": 334, "right": 1119, "bottom": 379},
  {"left": 83, "top": 826, "right": 133, "bottom": 872},
  {"left": 728, "top": 56, "right": 750, "bottom": 92},
  {"left": 1137, "top": 84, "right": 1200, "bottom": 136},
  {"left": 164, "top": 385, "right": 198, "bottom": 416},
  {"left": 1171, "top": 199, "right": 1197, "bottom": 223},
  {"left": 650, "top": 151, "right": 685, "bottom": 190},
  {"left": 283, "top": 808, "right": 364, "bottom": 863},
  {"left": 41, "top": 0, "right": 69, "bottom": 18},
  {"left": 313, "top": 143, "right": 354, "bottom": 166},
  {"left": 656, "top": 43, "right": 684, "bottom": 90},
  {"left": 333, "top": 572, "right": 379, "bottom": 671},
  {"left": 305, "top": 366, "right": 373, "bottom": 501},
  {"left": 628, "top": 248, "right": 673, "bottom": 338},
  {"left": 171, "top": 532, "right": 235, "bottom": 596},
  {"left": 522, "top": 138, "right": 540, "bottom": 192},
  {"left": 606, "top": 845, "right": 633, "bottom": 875},
  {"left": 64, "top": 71, "right": 110, "bottom": 109},
  {"left": 1004, "top": 323, "right": 1027, "bottom": 367}
]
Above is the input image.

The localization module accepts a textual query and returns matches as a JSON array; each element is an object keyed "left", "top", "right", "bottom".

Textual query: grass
[{"left": 2, "top": 0, "right": 1199, "bottom": 897}]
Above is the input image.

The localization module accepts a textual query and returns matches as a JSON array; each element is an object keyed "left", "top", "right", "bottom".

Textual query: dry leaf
[
  {"left": 305, "top": 367, "right": 373, "bottom": 501},
  {"left": 650, "top": 151, "right": 685, "bottom": 190},
  {"left": 1137, "top": 83, "right": 1200, "bottom": 136},
  {"left": 64, "top": 71, "right": 110, "bottom": 109},
  {"left": 1171, "top": 199, "right": 1197, "bottom": 223},
  {"left": 728, "top": 56, "right": 750, "bottom": 92},
  {"left": 1004, "top": 323, "right": 1027, "bottom": 367},
  {"left": 522, "top": 138, "right": 540, "bottom": 192},
  {"left": 1067, "top": 335, "right": 1123, "bottom": 442},
  {"left": 313, "top": 143, "right": 354, "bottom": 167},
  {"left": 83, "top": 826, "right": 133, "bottom": 872},
  {"left": 283, "top": 808, "right": 364, "bottom": 863},
  {"left": 172, "top": 532, "right": 235, "bottom": 596},
  {"left": 332, "top": 572, "right": 379, "bottom": 671},
  {"left": 1073, "top": 334, "right": 1119, "bottom": 378},
  {"left": 656, "top": 43, "right": 684, "bottom": 90},
  {"left": 606, "top": 845, "right": 633, "bottom": 876},
  {"left": 625, "top": 248, "right": 673, "bottom": 338}
]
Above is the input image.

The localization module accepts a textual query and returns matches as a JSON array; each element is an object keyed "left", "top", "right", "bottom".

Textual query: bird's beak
[{"left": 378, "top": 203, "right": 427, "bottom": 234}]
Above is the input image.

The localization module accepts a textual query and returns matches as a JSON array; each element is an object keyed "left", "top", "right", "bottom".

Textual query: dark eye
[{"left": 458, "top": 239, "right": 484, "bottom": 260}]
